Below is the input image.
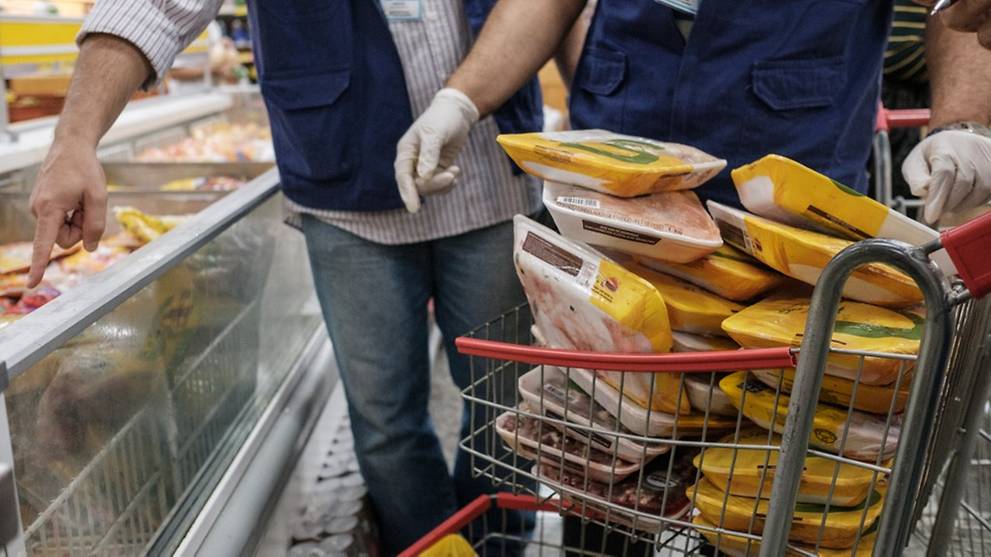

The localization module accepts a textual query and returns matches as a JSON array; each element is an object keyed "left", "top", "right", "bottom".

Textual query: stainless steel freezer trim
[
  {"left": 0, "top": 398, "right": 25, "bottom": 557},
  {"left": 0, "top": 168, "right": 281, "bottom": 385},
  {"left": 172, "top": 325, "right": 336, "bottom": 557}
]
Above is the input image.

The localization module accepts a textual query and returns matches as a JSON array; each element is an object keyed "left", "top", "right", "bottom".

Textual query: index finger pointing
[{"left": 28, "top": 213, "right": 63, "bottom": 288}]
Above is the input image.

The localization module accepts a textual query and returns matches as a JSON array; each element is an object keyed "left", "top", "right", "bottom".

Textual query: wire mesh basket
[{"left": 429, "top": 212, "right": 991, "bottom": 556}]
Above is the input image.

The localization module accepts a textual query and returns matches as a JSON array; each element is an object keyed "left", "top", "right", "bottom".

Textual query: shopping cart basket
[
  {"left": 407, "top": 212, "right": 991, "bottom": 556},
  {"left": 873, "top": 105, "right": 931, "bottom": 214}
]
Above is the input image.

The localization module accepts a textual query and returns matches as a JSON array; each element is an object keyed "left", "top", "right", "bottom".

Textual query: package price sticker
[{"left": 381, "top": 0, "right": 422, "bottom": 20}]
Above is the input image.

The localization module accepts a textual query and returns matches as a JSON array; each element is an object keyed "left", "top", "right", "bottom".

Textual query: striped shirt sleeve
[{"left": 79, "top": 0, "right": 223, "bottom": 85}]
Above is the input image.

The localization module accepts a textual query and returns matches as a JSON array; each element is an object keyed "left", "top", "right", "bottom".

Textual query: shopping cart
[
  {"left": 405, "top": 212, "right": 991, "bottom": 556},
  {"left": 872, "top": 105, "right": 931, "bottom": 214}
]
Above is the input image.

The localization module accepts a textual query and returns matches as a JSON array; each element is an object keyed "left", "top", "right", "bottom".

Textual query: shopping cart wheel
[{"left": 561, "top": 516, "right": 653, "bottom": 557}]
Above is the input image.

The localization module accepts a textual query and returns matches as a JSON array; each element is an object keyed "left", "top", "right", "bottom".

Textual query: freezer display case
[{"left": 0, "top": 97, "right": 330, "bottom": 556}]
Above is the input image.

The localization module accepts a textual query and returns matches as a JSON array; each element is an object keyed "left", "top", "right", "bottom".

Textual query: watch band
[{"left": 928, "top": 121, "right": 991, "bottom": 139}]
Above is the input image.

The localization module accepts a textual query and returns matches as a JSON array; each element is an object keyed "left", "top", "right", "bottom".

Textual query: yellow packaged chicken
[
  {"left": 691, "top": 478, "right": 884, "bottom": 549},
  {"left": 627, "top": 262, "right": 744, "bottom": 336},
  {"left": 719, "top": 372, "right": 899, "bottom": 461},
  {"left": 707, "top": 201, "right": 922, "bottom": 307},
  {"left": 753, "top": 367, "right": 910, "bottom": 414},
  {"left": 497, "top": 130, "right": 726, "bottom": 197},
  {"left": 694, "top": 429, "right": 882, "bottom": 506},
  {"left": 692, "top": 514, "right": 878, "bottom": 556},
  {"left": 672, "top": 331, "right": 740, "bottom": 353},
  {"left": 721, "top": 296, "right": 920, "bottom": 385},
  {"left": 114, "top": 207, "right": 189, "bottom": 245},
  {"left": 513, "top": 215, "right": 689, "bottom": 415},
  {"left": 638, "top": 245, "right": 784, "bottom": 302},
  {"left": 420, "top": 534, "right": 477, "bottom": 557}
]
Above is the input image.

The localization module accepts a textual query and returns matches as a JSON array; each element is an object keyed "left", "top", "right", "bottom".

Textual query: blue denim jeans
[{"left": 302, "top": 215, "right": 531, "bottom": 555}]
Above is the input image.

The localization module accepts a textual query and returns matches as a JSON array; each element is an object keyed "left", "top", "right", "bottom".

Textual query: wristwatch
[{"left": 928, "top": 121, "right": 991, "bottom": 139}]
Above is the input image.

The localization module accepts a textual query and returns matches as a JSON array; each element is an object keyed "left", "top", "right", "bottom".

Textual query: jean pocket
[{"left": 262, "top": 71, "right": 356, "bottom": 182}]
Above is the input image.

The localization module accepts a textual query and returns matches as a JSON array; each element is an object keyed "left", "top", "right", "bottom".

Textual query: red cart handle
[
  {"left": 455, "top": 338, "right": 796, "bottom": 373},
  {"left": 876, "top": 107, "right": 931, "bottom": 132},
  {"left": 399, "top": 494, "right": 564, "bottom": 556},
  {"left": 941, "top": 210, "right": 991, "bottom": 299}
]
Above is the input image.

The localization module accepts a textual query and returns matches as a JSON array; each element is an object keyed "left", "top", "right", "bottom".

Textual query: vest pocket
[
  {"left": 261, "top": 71, "right": 355, "bottom": 182},
  {"left": 576, "top": 47, "right": 627, "bottom": 96},
  {"left": 751, "top": 57, "right": 846, "bottom": 112}
]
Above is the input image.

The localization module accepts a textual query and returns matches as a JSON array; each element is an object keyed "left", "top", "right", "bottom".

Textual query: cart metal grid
[
  {"left": 409, "top": 212, "right": 991, "bottom": 556},
  {"left": 20, "top": 299, "right": 261, "bottom": 556}
]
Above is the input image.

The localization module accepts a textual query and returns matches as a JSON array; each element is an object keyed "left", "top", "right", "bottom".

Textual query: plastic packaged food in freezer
[
  {"left": 0, "top": 241, "right": 80, "bottom": 275},
  {"left": 543, "top": 181, "right": 722, "bottom": 263},
  {"left": 627, "top": 262, "right": 743, "bottom": 336},
  {"left": 694, "top": 429, "right": 883, "bottom": 506},
  {"left": 719, "top": 372, "right": 900, "bottom": 461},
  {"left": 538, "top": 449, "right": 697, "bottom": 533},
  {"left": 721, "top": 296, "right": 920, "bottom": 386},
  {"left": 497, "top": 129, "right": 726, "bottom": 197},
  {"left": 496, "top": 407, "right": 642, "bottom": 483},
  {"left": 671, "top": 331, "right": 739, "bottom": 353},
  {"left": 691, "top": 514, "right": 878, "bottom": 556},
  {"left": 707, "top": 201, "right": 922, "bottom": 307},
  {"left": 732, "top": 154, "right": 954, "bottom": 273},
  {"left": 569, "top": 367, "right": 738, "bottom": 437},
  {"left": 513, "top": 215, "right": 689, "bottom": 415},
  {"left": 114, "top": 207, "right": 190, "bottom": 246},
  {"left": 753, "top": 367, "right": 910, "bottom": 414},
  {"left": 637, "top": 244, "right": 784, "bottom": 302},
  {"left": 691, "top": 478, "right": 884, "bottom": 549},
  {"left": 517, "top": 366, "right": 669, "bottom": 462},
  {"left": 57, "top": 245, "right": 129, "bottom": 275}
]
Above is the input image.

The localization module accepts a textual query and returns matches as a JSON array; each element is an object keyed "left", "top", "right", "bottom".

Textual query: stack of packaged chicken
[{"left": 496, "top": 131, "right": 937, "bottom": 544}]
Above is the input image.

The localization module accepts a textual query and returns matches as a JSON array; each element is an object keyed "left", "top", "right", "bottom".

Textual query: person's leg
[
  {"left": 302, "top": 215, "right": 455, "bottom": 554},
  {"left": 430, "top": 219, "right": 535, "bottom": 550}
]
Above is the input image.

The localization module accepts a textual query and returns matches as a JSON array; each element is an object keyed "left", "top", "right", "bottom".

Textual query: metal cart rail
[{"left": 407, "top": 211, "right": 991, "bottom": 555}]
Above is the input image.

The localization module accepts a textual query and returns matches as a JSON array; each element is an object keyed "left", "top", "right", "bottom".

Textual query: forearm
[
  {"left": 554, "top": 0, "right": 595, "bottom": 88},
  {"left": 54, "top": 34, "right": 152, "bottom": 149},
  {"left": 926, "top": 17, "right": 991, "bottom": 127},
  {"left": 447, "top": 0, "right": 586, "bottom": 116}
]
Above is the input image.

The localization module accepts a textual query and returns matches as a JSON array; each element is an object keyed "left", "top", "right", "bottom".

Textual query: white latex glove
[
  {"left": 903, "top": 130, "right": 991, "bottom": 223},
  {"left": 394, "top": 87, "right": 480, "bottom": 213}
]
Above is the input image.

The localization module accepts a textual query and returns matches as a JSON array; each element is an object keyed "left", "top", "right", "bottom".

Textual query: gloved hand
[
  {"left": 394, "top": 88, "right": 479, "bottom": 213},
  {"left": 903, "top": 129, "right": 991, "bottom": 224}
]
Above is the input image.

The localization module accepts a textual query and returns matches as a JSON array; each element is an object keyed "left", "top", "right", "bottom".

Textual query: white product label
[
  {"left": 556, "top": 196, "right": 601, "bottom": 210},
  {"left": 380, "top": 0, "right": 421, "bottom": 20}
]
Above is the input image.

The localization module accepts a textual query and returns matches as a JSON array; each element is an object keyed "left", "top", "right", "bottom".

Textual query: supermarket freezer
[{"left": 0, "top": 168, "right": 336, "bottom": 556}]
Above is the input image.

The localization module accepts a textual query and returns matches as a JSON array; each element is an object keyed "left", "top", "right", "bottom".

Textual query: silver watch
[{"left": 929, "top": 121, "right": 991, "bottom": 139}]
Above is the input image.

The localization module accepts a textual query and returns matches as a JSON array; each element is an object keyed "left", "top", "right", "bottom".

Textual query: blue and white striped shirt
[{"left": 81, "top": 0, "right": 542, "bottom": 244}]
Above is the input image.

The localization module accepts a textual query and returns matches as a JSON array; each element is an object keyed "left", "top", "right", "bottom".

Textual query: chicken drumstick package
[
  {"left": 498, "top": 130, "right": 726, "bottom": 197},
  {"left": 513, "top": 215, "right": 689, "bottom": 414}
]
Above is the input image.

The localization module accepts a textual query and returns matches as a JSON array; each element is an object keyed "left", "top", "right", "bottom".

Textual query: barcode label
[{"left": 557, "top": 196, "right": 600, "bottom": 210}]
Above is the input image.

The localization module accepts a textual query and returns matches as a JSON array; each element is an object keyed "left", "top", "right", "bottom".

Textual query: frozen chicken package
[
  {"left": 732, "top": 155, "right": 954, "bottom": 273},
  {"left": 495, "top": 407, "right": 642, "bottom": 483},
  {"left": 694, "top": 429, "right": 883, "bottom": 506},
  {"left": 517, "top": 366, "right": 669, "bottom": 462},
  {"left": 568, "top": 367, "right": 739, "bottom": 437},
  {"left": 498, "top": 129, "right": 726, "bottom": 197},
  {"left": 671, "top": 331, "right": 739, "bottom": 352},
  {"left": 637, "top": 244, "right": 784, "bottom": 302},
  {"left": 513, "top": 215, "right": 689, "bottom": 414},
  {"left": 753, "top": 367, "right": 911, "bottom": 414},
  {"left": 691, "top": 493, "right": 881, "bottom": 553},
  {"left": 720, "top": 372, "right": 900, "bottom": 461},
  {"left": 708, "top": 201, "right": 922, "bottom": 307},
  {"left": 627, "top": 262, "right": 743, "bottom": 337},
  {"left": 538, "top": 449, "right": 696, "bottom": 533},
  {"left": 543, "top": 181, "right": 722, "bottom": 263},
  {"left": 721, "top": 296, "right": 920, "bottom": 386}
]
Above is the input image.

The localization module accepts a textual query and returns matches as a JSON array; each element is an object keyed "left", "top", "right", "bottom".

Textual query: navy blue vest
[
  {"left": 570, "top": 0, "right": 894, "bottom": 208},
  {"left": 248, "top": 0, "right": 543, "bottom": 211}
]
